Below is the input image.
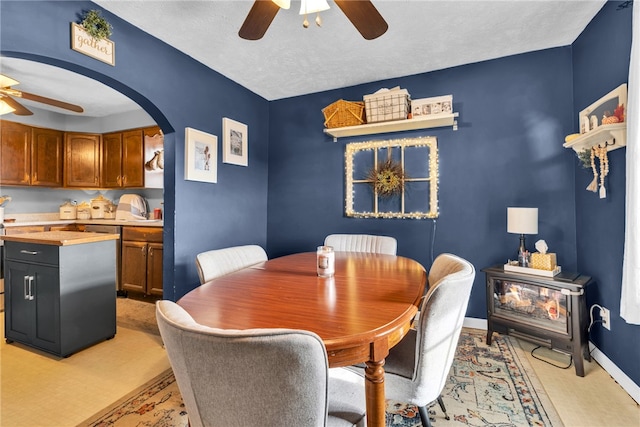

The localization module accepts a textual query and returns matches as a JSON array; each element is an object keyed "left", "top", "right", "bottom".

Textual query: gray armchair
[
  {"left": 195, "top": 244, "right": 267, "bottom": 284},
  {"left": 348, "top": 253, "right": 475, "bottom": 426},
  {"left": 384, "top": 253, "right": 475, "bottom": 426},
  {"left": 156, "top": 300, "right": 366, "bottom": 427},
  {"left": 324, "top": 234, "right": 397, "bottom": 255}
]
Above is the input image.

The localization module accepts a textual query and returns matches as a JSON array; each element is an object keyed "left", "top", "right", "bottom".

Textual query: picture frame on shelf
[
  {"left": 185, "top": 127, "right": 217, "bottom": 183},
  {"left": 222, "top": 117, "right": 248, "bottom": 166}
]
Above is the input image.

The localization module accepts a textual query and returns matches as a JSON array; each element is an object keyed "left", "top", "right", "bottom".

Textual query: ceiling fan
[
  {"left": 239, "top": 0, "right": 388, "bottom": 41},
  {"left": 0, "top": 74, "right": 84, "bottom": 116}
]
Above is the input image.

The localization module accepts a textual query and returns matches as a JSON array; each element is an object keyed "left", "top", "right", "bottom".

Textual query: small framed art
[
  {"left": 222, "top": 117, "right": 248, "bottom": 166},
  {"left": 185, "top": 127, "right": 217, "bottom": 183}
]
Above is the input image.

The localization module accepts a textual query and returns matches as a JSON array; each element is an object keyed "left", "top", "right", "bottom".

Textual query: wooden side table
[{"left": 483, "top": 265, "right": 592, "bottom": 376}]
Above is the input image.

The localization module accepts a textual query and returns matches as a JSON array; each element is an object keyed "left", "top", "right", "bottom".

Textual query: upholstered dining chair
[
  {"left": 156, "top": 300, "right": 366, "bottom": 427},
  {"left": 350, "top": 253, "right": 475, "bottom": 427},
  {"left": 324, "top": 233, "right": 397, "bottom": 255},
  {"left": 195, "top": 244, "right": 267, "bottom": 285}
]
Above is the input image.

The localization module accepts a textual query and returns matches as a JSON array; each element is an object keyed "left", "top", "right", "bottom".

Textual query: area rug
[{"left": 79, "top": 329, "right": 562, "bottom": 427}]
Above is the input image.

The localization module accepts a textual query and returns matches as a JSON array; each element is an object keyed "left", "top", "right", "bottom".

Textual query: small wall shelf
[
  {"left": 324, "top": 112, "right": 458, "bottom": 142},
  {"left": 563, "top": 122, "right": 626, "bottom": 153},
  {"left": 564, "top": 83, "right": 627, "bottom": 154}
]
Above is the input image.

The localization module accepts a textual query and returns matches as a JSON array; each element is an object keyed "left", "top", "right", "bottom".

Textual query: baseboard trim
[
  {"left": 589, "top": 342, "right": 640, "bottom": 405},
  {"left": 463, "top": 317, "right": 487, "bottom": 330},
  {"left": 463, "top": 317, "right": 640, "bottom": 405}
]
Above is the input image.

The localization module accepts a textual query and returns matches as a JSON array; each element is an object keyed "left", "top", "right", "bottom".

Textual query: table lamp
[{"left": 507, "top": 207, "right": 538, "bottom": 264}]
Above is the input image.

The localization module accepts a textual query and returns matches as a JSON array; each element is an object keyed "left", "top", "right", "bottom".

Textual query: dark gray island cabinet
[{"left": 2, "top": 231, "right": 119, "bottom": 357}]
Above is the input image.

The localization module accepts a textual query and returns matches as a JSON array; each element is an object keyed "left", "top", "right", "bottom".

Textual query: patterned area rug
[{"left": 79, "top": 329, "right": 562, "bottom": 427}]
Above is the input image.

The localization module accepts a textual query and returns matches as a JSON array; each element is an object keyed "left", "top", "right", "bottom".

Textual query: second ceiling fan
[
  {"left": 0, "top": 74, "right": 84, "bottom": 116},
  {"left": 239, "top": 0, "right": 388, "bottom": 41}
]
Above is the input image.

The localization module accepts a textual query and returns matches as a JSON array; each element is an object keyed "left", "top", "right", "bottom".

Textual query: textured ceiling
[{"left": 0, "top": 0, "right": 606, "bottom": 117}]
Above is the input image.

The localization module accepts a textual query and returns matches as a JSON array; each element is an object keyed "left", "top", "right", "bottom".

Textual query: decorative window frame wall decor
[{"left": 345, "top": 137, "right": 439, "bottom": 219}]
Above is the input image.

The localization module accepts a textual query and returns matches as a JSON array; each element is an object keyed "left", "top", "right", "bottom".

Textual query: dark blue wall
[
  {"left": 0, "top": 1, "right": 270, "bottom": 300},
  {"left": 572, "top": 1, "right": 638, "bottom": 385},
  {"left": 2, "top": 0, "right": 637, "bottom": 390},
  {"left": 267, "top": 48, "right": 577, "bottom": 321}
]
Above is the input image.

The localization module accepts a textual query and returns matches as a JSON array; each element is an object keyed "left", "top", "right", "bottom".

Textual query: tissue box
[{"left": 530, "top": 253, "right": 557, "bottom": 271}]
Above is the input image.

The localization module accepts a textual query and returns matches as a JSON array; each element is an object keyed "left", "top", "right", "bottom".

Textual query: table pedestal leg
[{"left": 364, "top": 359, "right": 385, "bottom": 427}]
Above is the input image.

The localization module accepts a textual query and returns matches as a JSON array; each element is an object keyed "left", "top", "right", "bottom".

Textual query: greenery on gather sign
[{"left": 80, "top": 10, "right": 112, "bottom": 40}]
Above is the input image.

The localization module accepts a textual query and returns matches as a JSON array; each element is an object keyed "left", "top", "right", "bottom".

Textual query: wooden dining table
[{"left": 177, "top": 251, "right": 427, "bottom": 427}]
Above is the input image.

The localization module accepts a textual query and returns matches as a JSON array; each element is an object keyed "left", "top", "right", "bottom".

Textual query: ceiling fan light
[
  {"left": 272, "top": 0, "right": 290, "bottom": 9},
  {"left": 0, "top": 99, "right": 16, "bottom": 115},
  {"left": 300, "top": 0, "right": 330, "bottom": 15}
]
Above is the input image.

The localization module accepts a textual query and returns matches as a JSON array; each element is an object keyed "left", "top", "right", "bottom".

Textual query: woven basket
[{"left": 322, "top": 99, "right": 366, "bottom": 128}]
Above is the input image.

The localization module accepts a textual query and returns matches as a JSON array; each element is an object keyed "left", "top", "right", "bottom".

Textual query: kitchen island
[{"left": 2, "top": 231, "right": 119, "bottom": 357}]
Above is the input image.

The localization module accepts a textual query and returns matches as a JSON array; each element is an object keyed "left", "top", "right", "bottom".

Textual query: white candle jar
[{"left": 317, "top": 246, "right": 335, "bottom": 278}]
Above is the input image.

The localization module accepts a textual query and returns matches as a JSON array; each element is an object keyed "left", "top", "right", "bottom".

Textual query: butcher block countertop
[{"left": 1, "top": 231, "right": 119, "bottom": 246}]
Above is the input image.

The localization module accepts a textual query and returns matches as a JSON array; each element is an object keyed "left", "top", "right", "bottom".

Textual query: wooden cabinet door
[
  {"left": 0, "top": 121, "right": 31, "bottom": 185},
  {"left": 147, "top": 242, "right": 163, "bottom": 296},
  {"left": 31, "top": 127, "right": 63, "bottom": 187},
  {"left": 64, "top": 133, "right": 101, "bottom": 187},
  {"left": 102, "top": 132, "right": 123, "bottom": 187},
  {"left": 122, "top": 129, "right": 144, "bottom": 187},
  {"left": 121, "top": 241, "right": 147, "bottom": 293}
]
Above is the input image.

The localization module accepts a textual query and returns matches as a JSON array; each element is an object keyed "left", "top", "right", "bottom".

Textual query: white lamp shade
[
  {"left": 507, "top": 207, "right": 538, "bottom": 234},
  {"left": 300, "top": 0, "right": 330, "bottom": 14}
]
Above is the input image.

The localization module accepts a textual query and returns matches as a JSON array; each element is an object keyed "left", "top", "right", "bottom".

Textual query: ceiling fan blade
[
  {"left": 239, "top": 0, "right": 281, "bottom": 40},
  {"left": 18, "top": 90, "right": 84, "bottom": 113},
  {"left": 334, "top": 0, "right": 388, "bottom": 40},
  {"left": 1, "top": 95, "right": 33, "bottom": 116}
]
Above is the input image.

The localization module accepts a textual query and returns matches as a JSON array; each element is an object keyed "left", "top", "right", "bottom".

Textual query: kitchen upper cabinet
[
  {"left": 0, "top": 121, "right": 62, "bottom": 187},
  {"left": 0, "top": 121, "right": 31, "bottom": 185},
  {"left": 102, "top": 130, "right": 144, "bottom": 188},
  {"left": 31, "top": 127, "right": 63, "bottom": 187},
  {"left": 64, "top": 132, "right": 101, "bottom": 188}
]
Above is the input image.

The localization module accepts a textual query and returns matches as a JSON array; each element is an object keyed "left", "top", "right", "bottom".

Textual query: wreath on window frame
[
  {"left": 367, "top": 159, "right": 407, "bottom": 197},
  {"left": 80, "top": 10, "right": 113, "bottom": 40}
]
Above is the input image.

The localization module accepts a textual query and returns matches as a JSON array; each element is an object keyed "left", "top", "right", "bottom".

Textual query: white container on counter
[
  {"left": 59, "top": 201, "right": 77, "bottom": 219},
  {"left": 76, "top": 202, "right": 91, "bottom": 220},
  {"left": 90, "top": 195, "right": 111, "bottom": 219}
]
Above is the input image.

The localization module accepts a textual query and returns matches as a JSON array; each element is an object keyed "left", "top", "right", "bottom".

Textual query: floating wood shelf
[
  {"left": 563, "top": 122, "right": 626, "bottom": 153},
  {"left": 324, "top": 112, "right": 458, "bottom": 141}
]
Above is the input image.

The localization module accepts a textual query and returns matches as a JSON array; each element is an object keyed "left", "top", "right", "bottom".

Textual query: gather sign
[{"left": 70, "top": 23, "right": 115, "bottom": 66}]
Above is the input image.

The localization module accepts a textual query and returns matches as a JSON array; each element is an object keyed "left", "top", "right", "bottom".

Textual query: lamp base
[{"left": 517, "top": 234, "right": 529, "bottom": 267}]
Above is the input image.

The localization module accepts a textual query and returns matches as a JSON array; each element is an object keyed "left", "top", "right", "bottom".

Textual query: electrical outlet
[{"left": 601, "top": 307, "right": 611, "bottom": 330}]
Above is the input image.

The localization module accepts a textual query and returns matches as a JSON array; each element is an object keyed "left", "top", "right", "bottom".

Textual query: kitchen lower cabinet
[
  {"left": 4, "top": 239, "right": 117, "bottom": 357},
  {"left": 121, "top": 227, "right": 163, "bottom": 296}
]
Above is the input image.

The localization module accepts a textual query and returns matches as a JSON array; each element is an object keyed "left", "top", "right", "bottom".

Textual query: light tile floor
[{"left": 1, "top": 301, "right": 638, "bottom": 427}]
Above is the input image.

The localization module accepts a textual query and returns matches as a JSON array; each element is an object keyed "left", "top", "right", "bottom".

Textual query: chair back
[
  {"left": 324, "top": 234, "right": 397, "bottom": 255},
  {"left": 156, "top": 300, "right": 331, "bottom": 427},
  {"left": 412, "top": 253, "right": 475, "bottom": 405},
  {"left": 195, "top": 244, "right": 267, "bottom": 284}
]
